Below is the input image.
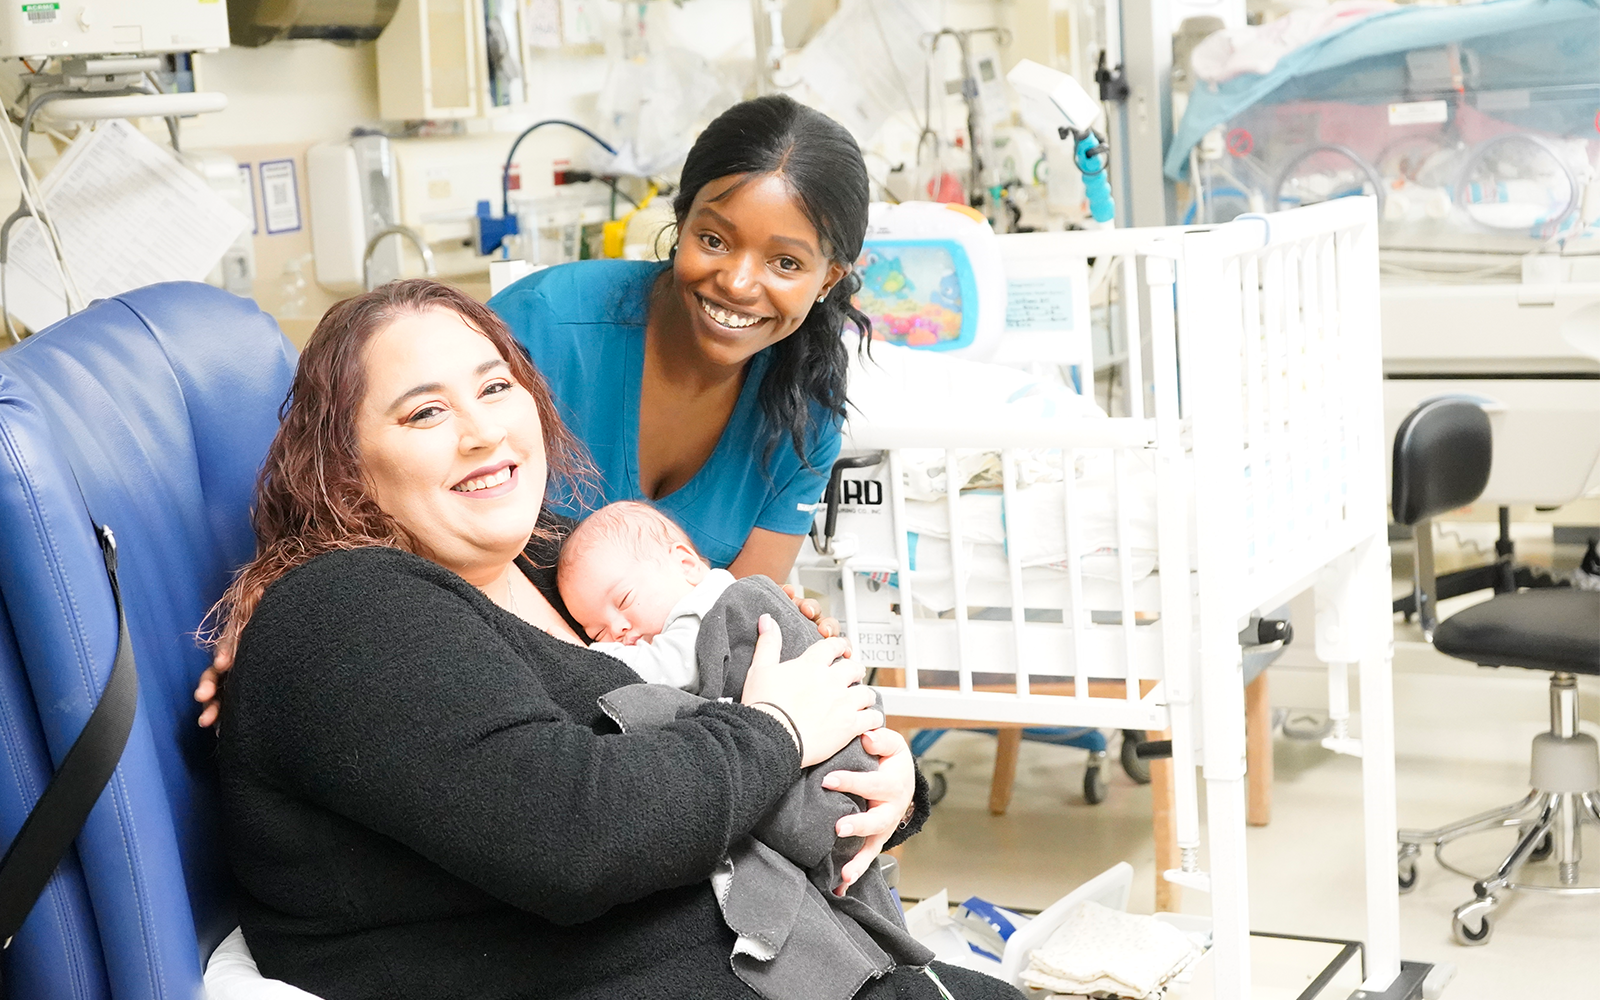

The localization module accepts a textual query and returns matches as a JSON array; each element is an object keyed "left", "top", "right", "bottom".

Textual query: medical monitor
[{"left": 0, "top": 1, "right": 229, "bottom": 60}]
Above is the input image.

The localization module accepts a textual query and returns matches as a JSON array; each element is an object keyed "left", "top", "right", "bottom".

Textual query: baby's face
[{"left": 562, "top": 539, "right": 702, "bottom": 645}]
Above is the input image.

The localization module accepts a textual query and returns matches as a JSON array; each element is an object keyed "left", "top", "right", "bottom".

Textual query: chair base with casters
[
  {"left": 1389, "top": 397, "right": 1600, "bottom": 947},
  {"left": 1395, "top": 590, "right": 1600, "bottom": 947}
]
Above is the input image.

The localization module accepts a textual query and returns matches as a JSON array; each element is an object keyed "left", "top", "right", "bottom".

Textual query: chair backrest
[
  {"left": 1391, "top": 396, "right": 1492, "bottom": 527},
  {"left": 0, "top": 600, "right": 111, "bottom": 1000},
  {"left": 0, "top": 283, "right": 296, "bottom": 999}
]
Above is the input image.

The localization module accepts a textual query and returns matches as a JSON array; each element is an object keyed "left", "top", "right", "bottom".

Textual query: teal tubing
[{"left": 1075, "top": 132, "right": 1115, "bottom": 224}]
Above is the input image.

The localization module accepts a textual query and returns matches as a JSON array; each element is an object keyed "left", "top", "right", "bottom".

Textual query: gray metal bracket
[{"left": 1349, "top": 960, "right": 1446, "bottom": 1000}]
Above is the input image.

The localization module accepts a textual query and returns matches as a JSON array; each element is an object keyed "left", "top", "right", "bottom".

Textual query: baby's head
[{"left": 557, "top": 501, "right": 709, "bottom": 644}]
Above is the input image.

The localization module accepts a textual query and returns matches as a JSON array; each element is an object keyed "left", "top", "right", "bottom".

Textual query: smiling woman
[
  {"left": 201, "top": 278, "right": 961, "bottom": 1000},
  {"left": 355, "top": 312, "right": 552, "bottom": 594},
  {"left": 205, "top": 281, "right": 592, "bottom": 656},
  {"left": 489, "top": 95, "right": 874, "bottom": 581}
]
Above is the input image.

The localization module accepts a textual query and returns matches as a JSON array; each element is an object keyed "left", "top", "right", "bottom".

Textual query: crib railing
[
  {"left": 802, "top": 198, "right": 1400, "bottom": 998},
  {"left": 817, "top": 422, "right": 1169, "bottom": 722},
  {"left": 1180, "top": 200, "right": 1387, "bottom": 617}
]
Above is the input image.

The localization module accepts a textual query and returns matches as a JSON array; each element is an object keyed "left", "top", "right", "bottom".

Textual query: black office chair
[{"left": 1390, "top": 397, "right": 1600, "bottom": 946}]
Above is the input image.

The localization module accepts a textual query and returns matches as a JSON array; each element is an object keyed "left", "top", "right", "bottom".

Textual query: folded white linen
[
  {"left": 1020, "top": 901, "right": 1202, "bottom": 999},
  {"left": 844, "top": 340, "right": 1100, "bottom": 435},
  {"left": 838, "top": 342, "right": 1169, "bottom": 609},
  {"left": 901, "top": 468, "right": 1159, "bottom": 567},
  {"left": 204, "top": 927, "right": 325, "bottom": 999}
]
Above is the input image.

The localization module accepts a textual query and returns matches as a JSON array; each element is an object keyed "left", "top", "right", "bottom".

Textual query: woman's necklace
[{"left": 482, "top": 570, "right": 519, "bottom": 618}]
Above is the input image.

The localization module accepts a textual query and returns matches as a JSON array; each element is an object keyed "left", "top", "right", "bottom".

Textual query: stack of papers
[{"left": 6, "top": 118, "right": 247, "bottom": 332}]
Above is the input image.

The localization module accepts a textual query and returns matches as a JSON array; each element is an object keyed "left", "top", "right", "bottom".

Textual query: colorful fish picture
[{"left": 852, "top": 243, "right": 967, "bottom": 349}]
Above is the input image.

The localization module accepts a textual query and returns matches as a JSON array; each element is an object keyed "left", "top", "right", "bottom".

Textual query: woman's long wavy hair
[
  {"left": 204, "top": 279, "right": 589, "bottom": 654},
  {"left": 671, "top": 94, "right": 872, "bottom": 467}
]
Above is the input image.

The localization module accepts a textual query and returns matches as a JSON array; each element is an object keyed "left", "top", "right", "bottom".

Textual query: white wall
[
  {"left": 188, "top": 40, "right": 382, "bottom": 149},
  {"left": 179, "top": 0, "right": 1023, "bottom": 329},
  {"left": 0, "top": 1, "right": 1022, "bottom": 340},
  {"left": 177, "top": 0, "right": 770, "bottom": 329}
]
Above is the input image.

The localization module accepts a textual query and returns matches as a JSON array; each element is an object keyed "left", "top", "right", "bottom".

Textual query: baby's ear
[{"left": 676, "top": 543, "right": 709, "bottom": 583}]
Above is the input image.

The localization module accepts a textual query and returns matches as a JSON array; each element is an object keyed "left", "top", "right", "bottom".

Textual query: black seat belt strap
[{"left": 0, "top": 526, "right": 139, "bottom": 983}]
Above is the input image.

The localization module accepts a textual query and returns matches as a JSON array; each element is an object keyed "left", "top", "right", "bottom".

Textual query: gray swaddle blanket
[{"left": 598, "top": 575, "right": 932, "bottom": 1000}]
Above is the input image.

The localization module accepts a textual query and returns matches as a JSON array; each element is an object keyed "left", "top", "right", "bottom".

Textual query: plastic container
[{"left": 512, "top": 193, "right": 585, "bottom": 266}]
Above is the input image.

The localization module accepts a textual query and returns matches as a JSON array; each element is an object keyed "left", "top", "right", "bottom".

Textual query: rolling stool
[{"left": 1390, "top": 397, "right": 1600, "bottom": 945}]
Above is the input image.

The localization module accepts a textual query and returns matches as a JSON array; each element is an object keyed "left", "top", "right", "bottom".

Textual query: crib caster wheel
[
  {"left": 1398, "top": 858, "right": 1418, "bottom": 893},
  {"left": 1120, "top": 730, "right": 1151, "bottom": 785},
  {"left": 1398, "top": 842, "right": 1421, "bottom": 893},
  {"left": 1081, "top": 755, "right": 1107, "bottom": 803},
  {"left": 1451, "top": 896, "right": 1497, "bottom": 946},
  {"left": 927, "top": 772, "right": 948, "bottom": 806},
  {"left": 1083, "top": 766, "right": 1107, "bottom": 804}
]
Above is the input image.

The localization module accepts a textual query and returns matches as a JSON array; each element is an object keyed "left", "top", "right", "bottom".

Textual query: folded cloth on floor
[{"left": 1020, "top": 901, "right": 1201, "bottom": 999}]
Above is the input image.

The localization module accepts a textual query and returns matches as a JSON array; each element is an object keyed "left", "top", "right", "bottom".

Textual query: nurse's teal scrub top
[{"left": 488, "top": 259, "right": 842, "bottom": 569}]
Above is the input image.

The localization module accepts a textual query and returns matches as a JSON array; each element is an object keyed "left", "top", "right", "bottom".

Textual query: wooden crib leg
[
  {"left": 1149, "top": 728, "right": 1181, "bottom": 913},
  {"left": 1246, "top": 671, "right": 1273, "bottom": 828},
  {"left": 989, "top": 728, "right": 1023, "bottom": 815}
]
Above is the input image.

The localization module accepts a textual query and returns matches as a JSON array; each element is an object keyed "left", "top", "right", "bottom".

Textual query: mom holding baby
[{"left": 202, "top": 95, "right": 1025, "bottom": 1000}]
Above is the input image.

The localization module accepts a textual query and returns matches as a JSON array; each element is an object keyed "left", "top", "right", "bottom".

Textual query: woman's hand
[
  {"left": 193, "top": 639, "right": 235, "bottom": 728},
  {"left": 780, "top": 583, "right": 841, "bottom": 639},
  {"left": 742, "top": 615, "right": 878, "bottom": 767},
  {"left": 825, "top": 727, "right": 916, "bottom": 895}
]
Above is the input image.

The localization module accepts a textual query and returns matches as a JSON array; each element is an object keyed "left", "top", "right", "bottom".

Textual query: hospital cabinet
[
  {"left": 376, "top": 0, "right": 547, "bottom": 121},
  {"left": 1381, "top": 281, "right": 1600, "bottom": 506}
]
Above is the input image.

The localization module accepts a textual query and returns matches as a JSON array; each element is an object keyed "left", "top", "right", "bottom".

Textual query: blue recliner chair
[{"left": 0, "top": 283, "right": 295, "bottom": 998}]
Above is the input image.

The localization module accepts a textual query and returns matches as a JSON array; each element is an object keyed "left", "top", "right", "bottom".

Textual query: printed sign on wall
[{"left": 258, "top": 158, "right": 302, "bottom": 235}]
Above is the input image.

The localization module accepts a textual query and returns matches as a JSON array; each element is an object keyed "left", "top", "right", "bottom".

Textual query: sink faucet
[{"left": 363, "top": 224, "right": 438, "bottom": 291}]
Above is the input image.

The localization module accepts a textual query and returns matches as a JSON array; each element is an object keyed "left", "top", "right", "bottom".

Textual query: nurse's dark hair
[
  {"left": 202, "top": 279, "right": 591, "bottom": 654},
  {"left": 672, "top": 94, "right": 871, "bottom": 466}
]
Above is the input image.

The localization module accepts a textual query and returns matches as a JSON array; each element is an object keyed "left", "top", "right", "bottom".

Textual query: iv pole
[{"left": 924, "top": 26, "right": 1012, "bottom": 232}]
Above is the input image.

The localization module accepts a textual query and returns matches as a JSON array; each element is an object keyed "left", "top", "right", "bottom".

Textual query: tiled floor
[
  {"left": 898, "top": 731, "right": 1598, "bottom": 998},
  {"left": 897, "top": 532, "right": 1599, "bottom": 998}
]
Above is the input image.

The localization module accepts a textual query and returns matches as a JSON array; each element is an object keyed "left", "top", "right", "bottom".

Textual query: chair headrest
[{"left": 1391, "top": 396, "right": 1491, "bottom": 527}]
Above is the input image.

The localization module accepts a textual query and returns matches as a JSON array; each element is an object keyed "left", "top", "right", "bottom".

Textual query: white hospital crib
[{"left": 799, "top": 198, "right": 1404, "bottom": 997}]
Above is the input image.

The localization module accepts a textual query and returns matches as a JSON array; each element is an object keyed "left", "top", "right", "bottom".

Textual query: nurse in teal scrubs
[{"left": 489, "top": 95, "right": 873, "bottom": 580}]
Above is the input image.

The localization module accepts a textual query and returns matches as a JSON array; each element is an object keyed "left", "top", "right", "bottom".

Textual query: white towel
[{"left": 1020, "top": 901, "right": 1202, "bottom": 999}]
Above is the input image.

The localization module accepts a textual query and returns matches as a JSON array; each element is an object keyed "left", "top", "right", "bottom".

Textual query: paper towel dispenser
[{"left": 229, "top": 0, "right": 400, "bottom": 47}]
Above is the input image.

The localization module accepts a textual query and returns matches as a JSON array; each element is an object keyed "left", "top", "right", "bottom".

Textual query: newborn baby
[
  {"left": 555, "top": 501, "right": 931, "bottom": 1000},
  {"left": 555, "top": 499, "right": 738, "bottom": 692}
]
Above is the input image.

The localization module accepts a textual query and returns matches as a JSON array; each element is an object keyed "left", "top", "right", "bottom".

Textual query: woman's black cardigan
[{"left": 216, "top": 545, "right": 929, "bottom": 1000}]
